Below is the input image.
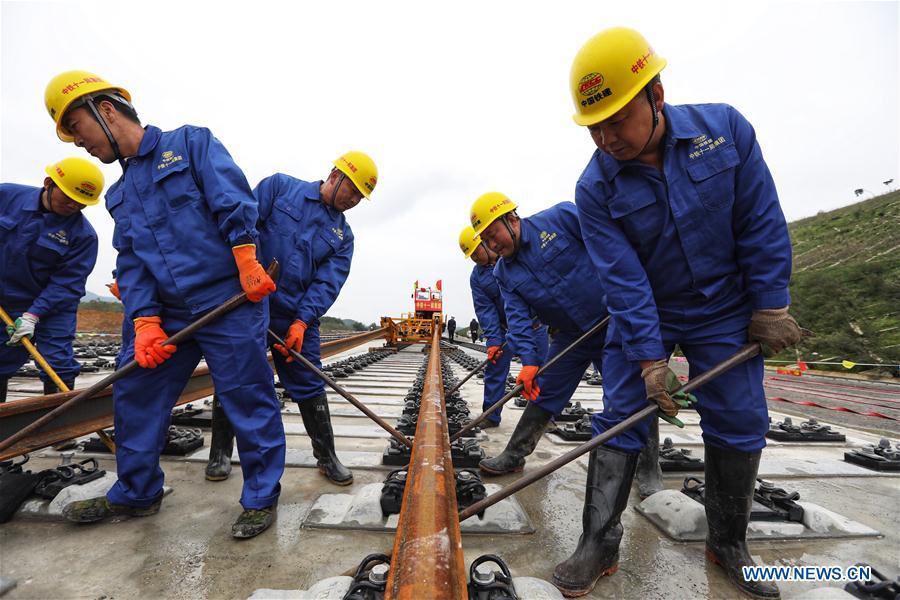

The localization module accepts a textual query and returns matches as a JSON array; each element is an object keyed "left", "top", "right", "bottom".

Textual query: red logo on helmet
[
  {"left": 579, "top": 73, "right": 605, "bottom": 97},
  {"left": 81, "top": 181, "right": 97, "bottom": 193}
]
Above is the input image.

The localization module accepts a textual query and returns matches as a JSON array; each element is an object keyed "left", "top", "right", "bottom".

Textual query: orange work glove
[
  {"left": 133, "top": 316, "right": 177, "bottom": 369},
  {"left": 516, "top": 365, "right": 541, "bottom": 401},
  {"left": 274, "top": 320, "right": 308, "bottom": 363},
  {"left": 106, "top": 280, "right": 121, "bottom": 301},
  {"left": 487, "top": 345, "right": 504, "bottom": 364},
  {"left": 232, "top": 244, "right": 276, "bottom": 302}
]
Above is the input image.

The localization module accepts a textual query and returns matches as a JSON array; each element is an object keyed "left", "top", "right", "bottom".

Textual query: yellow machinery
[{"left": 382, "top": 280, "right": 444, "bottom": 345}]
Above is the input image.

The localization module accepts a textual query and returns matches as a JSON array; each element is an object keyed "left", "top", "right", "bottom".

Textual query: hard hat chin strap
[
  {"left": 328, "top": 172, "right": 347, "bottom": 209},
  {"left": 84, "top": 96, "right": 127, "bottom": 171},
  {"left": 500, "top": 214, "right": 520, "bottom": 257},
  {"left": 636, "top": 83, "right": 661, "bottom": 157}
]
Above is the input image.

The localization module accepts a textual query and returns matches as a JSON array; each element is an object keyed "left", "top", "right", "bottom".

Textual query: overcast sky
[{"left": 2, "top": 0, "right": 897, "bottom": 326}]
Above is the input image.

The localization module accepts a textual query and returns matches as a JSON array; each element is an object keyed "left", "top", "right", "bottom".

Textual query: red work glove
[
  {"left": 274, "top": 320, "right": 308, "bottom": 363},
  {"left": 487, "top": 345, "right": 504, "bottom": 364},
  {"left": 107, "top": 280, "right": 121, "bottom": 301},
  {"left": 134, "top": 316, "right": 177, "bottom": 369},
  {"left": 516, "top": 365, "right": 541, "bottom": 401},
  {"left": 232, "top": 244, "right": 276, "bottom": 302}
]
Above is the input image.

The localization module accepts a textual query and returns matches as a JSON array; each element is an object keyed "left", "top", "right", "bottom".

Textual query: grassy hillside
[{"left": 787, "top": 191, "right": 899, "bottom": 374}]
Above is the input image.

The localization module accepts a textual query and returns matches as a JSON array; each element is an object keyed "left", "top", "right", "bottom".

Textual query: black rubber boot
[
  {"left": 0, "top": 378, "right": 7, "bottom": 403},
  {"left": 43, "top": 380, "right": 75, "bottom": 394},
  {"left": 299, "top": 393, "right": 353, "bottom": 485},
  {"left": 552, "top": 446, "right": 638, "bottom": 597},
  {"left": 205, "top": 396, "right": 234, "bottom": 482},
  {"left": 704, "top": 445, "right": 781, "bottom": 599},
  {"left": 635, "top": 417, "right": 663, "bottom": 499},
  {"left": 479, "top": 402, "right": 553, "bottom": 476}
]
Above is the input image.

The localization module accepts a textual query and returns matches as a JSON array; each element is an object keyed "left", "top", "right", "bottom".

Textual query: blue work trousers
[
  {"left": 529, "top": 328, "right": 604, "bottom": 417},
  {"left": 483, "top": 327, "right": 549, "bottom": 424},
  {"left": 269, "top": 315, "right": 324, "bottom": 403},
  {"left": 593, "top": 321, "right": 768, "bottom": 453},
  {"left": 107, "top": 300, "right": 285, "bottom": 510},
  {"left": 0, "top": 306, "right": 80, "bottom": 383}
]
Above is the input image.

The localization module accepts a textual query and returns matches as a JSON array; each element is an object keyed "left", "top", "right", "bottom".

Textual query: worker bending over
[
  {"left": 1, "top": 158, "right": 101, "bottom": 400},
  {"left": 557, "top": 28, "right": 802, "bottom": 598},
  {"left": 46, "top": 70, "right": 285, "bottom": 539}
]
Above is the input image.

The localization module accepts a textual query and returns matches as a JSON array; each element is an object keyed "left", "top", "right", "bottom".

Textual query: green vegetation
[
  {"left": 320, "top": 316, "right": 369, "bottom": 332},
  {"left": 78, "top": 299, "right": 123, "bottom": 313},
  {"left": 786, "top": 191, "right": 899, "bottom": 375}
]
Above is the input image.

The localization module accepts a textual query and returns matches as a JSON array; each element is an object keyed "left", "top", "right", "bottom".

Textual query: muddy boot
[
  {"left": 205, "top": 396, "right": 235, "bottom": 482},
  {"left": 0, "top": 378, "right": 7, "bottom": 403},
  {"left": 635, "top": 417, "right": 663, "bottom": 499},
  {"left": 479, "top": 402, "right": 552, "bottom": 476},
  {"left": 704, "top": 445, "right": 780, "bottom": 599},
  {"left": 232, "top": 504, "right": 276, "bottom": 539},
  {"left": 552, "top": 446, "right": 638, "bottom": 597},
  {"left": 43, "top": 380, "right": 75, "bottom": 394},
  {"left": 63, "top": 496, "right": 162, "bottom": 523},
  {"left": 299, "top": 393, "right": 353, "bottom": 485}
]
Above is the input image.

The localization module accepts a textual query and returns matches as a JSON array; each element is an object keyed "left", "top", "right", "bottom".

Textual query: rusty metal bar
[
  {"left": 459, "top": 343, "right": 761, "bottom": 521},
  {"left": 451, "top": 316, "right": 610, "bottom": 441},
  {"left": 385, "top": 329, "right": 468, "bottom": 599},
  {"left": 0, "top": 327, "right": 389, "bottom": 460}
]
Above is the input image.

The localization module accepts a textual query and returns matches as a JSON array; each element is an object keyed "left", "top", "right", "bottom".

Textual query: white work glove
[{"left": 6, "top": 312, "right": 39, "bottom": 346}]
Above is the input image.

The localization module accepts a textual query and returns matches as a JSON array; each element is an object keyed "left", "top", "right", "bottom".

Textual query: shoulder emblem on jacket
[
  {"left": 48, "top": 229, "right": 69, "bottom": 246},
  {"left": 156, "top": 150, "right": 185, "bottom": 171}
]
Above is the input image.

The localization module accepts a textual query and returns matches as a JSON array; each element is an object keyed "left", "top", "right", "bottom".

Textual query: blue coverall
[
  {"left": 494, "top": 202, "right": 608, "bottom": 417},
  {"left": 105, "top": 125, "right": 285, "bottom": 510},
  {"left": 0, "top": 184, "right": 98, "bottom": 384},
  {"left": 576, "top": 104, "right": 791, "bottom": 453},
  {"left": 470, "top": 263, "right": 548, "bottom": 424},
  {"left": 254, "top": 175, "right": 354, "bottom": 403}
]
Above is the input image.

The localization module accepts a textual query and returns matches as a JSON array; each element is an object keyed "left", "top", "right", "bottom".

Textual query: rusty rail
[
  {"left": 385, "top": 329, "right": 468, "bottom": 599},
  {"left": 0, "top": 327, "right": 389, "bottom": 460}
]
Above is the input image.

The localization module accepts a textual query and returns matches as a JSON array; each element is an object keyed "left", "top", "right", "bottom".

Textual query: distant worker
[
  {"left": 205, "top": 152, "right": 378, "bottom": 487},
  {"left": 0, "top": 158, "right": 101, "bottom": 401},
  {"left": 458, "top": 225, "right": 548, "bottom": 428},
  {"left": 447, "top": 316, "right": 457, "bottom": 342},
  {"left": 471, "top": 194, "right": 607, "bottom": 475},
  {"left": 469, "top": 317, "right": 480, "bottom": 343},
  {"left": 46, "top": 70, "right": 285, "bottom": 539},
  {"left": 559, "top": 28, "right": 803, "bottom": 598}
]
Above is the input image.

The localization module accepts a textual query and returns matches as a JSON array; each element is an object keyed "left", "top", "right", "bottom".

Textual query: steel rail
[
  {"left": 0, "top": 326, "right": 389, "bottom": 460},
  {"left": 385, "top": 329, "right": 468, "bottom": 599}
]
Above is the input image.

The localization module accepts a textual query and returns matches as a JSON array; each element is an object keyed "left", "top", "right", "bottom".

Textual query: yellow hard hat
[
  {"left": 470, "top": 192, "right": 517, "bottom": 236},
  {"left": 334, "top": 151, "right": 378, "bottom": 199},
  {"left": 459, "top": 225, "right": 483, "bottom": 259},
  {"left": 570, "top": 27, "right": 666, "bottom": 126},
  {"left": 45, "top": 70, "right": 132, "bottom": 142},
  {"left": 44, "top": 157, "right": 105, "bottom": 206}
]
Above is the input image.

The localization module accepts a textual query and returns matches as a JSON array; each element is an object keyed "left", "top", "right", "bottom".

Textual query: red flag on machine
[{"left": 436, "top": 280, "right": 442, "bottom": 291}]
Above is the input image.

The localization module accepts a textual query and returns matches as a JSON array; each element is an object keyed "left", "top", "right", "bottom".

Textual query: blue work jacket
[
  {"left": 470, "top": 264, "right": 507, "bottom": 347},
  {"left": 575, "top": 103, "right": 792, "bottom": 362},
  {"left": 105, "top": 125, "right": 259, "bottom": 320},
  {"left": 254, "top": 175, "right": 354, "bottom": 324},
  {"left": 493, "top": 202, "right": 607, "bottom": 365},
  {"left": 0, "top": 183, "right": 98, "bottom": 316}
]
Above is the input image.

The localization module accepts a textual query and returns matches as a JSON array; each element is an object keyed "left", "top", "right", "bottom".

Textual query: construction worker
[
  {"left": 45, "top": 70, "right": 285, "bottom": 539},
  {"left": 558, "top": 28, "right": 803, "bottom": 598},
  {"left": 470, "top": 194, "right": 607, "bottom": 475},
  {"left": 447, "top": 316, "right": 457, "bottom": 342},
  {"left": 205, "top": 152, "right": 377, "bottom": 486},
  {"left": 0, "top": 158, "right": 101, "bottom": 401},
  {"left": 458, "top": 225, "right": 549, "bottom": 428},
  {"left": 468, "top": 318, "right": 479, "bottom": 343}
]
